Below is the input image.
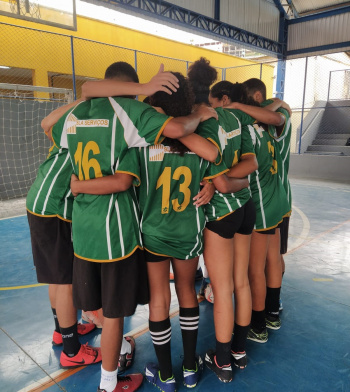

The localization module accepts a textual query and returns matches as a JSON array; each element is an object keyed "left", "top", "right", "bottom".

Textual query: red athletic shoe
[
  {"left": 97, "top": 374, "right": 143, "bottom": 392},
  {"left": 52, "top": 322, "right": 96, "bottom": 346},
  {"left": 60, "top": 343, "right": 102, "bottom": 368}
]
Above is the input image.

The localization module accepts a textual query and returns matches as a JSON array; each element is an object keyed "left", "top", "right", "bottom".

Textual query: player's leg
[
  {"left": 145, "top": 253, "right": 175, "bottom": 388},
  {"left": 97, "top": 250, "right": 145, "bottom": 392},
  {"left": 279, "top": 216, "right": 290, "bottom": 311},
  {"left": 203, "top": 226, "right": 235, "bottom": 383},
  {"left": 27, "top": 213, "right": 95, "bottom": 357},
  {"left": 231, "top": 198, "right": 255, "bottom": 368},
  {"left": 265, "top": 228, "right": 282, "bottom": 329},
  {"left": 248, "top": 230, "right": 270, "bottom": 342},
  {"left": 172, "top": 256, "right": 201, "bottom": 385}
]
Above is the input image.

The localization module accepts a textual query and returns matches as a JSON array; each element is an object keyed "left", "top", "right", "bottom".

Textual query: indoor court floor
[{"left": 1, "top": 178, "right": 350, "bottom": 392}]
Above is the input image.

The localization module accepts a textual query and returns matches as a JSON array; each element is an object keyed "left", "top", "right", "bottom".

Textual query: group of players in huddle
[{"left": 26, "top": 57, "right": 292, "bottom": 392}]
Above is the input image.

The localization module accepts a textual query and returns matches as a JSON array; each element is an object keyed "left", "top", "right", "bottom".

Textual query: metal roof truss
[{"left": 95, "top": 0, "right": 283, "bottom": 57}]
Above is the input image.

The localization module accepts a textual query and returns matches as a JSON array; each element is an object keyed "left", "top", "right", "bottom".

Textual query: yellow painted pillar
[{"left": 32, "top": 69, "right": 50, "bottom": 100}]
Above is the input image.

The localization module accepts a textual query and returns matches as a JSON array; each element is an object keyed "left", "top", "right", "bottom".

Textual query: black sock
[
  {"left": 251, "top": 310, "right": 266, "bottom": 331},
  {"left": 216, "top": 339, "right": 231, "bottom": 367},
  {"left": 149, "top": 318, "right": 173, "bottom": 380},
  {"left": 180, "top": 306, "right": 199, "bottom": 370},
  {"left": 265, "top": 287, "right": 281, "bottom": 317},
  {"left": 232, "top": 323, "right": 250, "bottom": 353},
  {"left": 51, "top": 308, "right": 60, "bottom": 332},
  {"left": 60, "top": 323, "right": 81, "bottom": 357}
]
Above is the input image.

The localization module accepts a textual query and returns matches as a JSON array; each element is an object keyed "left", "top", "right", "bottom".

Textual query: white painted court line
[{"left": 287, "top": 205, "right": 310, "bottom": 253}]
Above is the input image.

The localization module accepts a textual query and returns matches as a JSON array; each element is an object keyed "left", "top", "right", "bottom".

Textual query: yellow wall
[{"left": 0, "top": 10, "right": 274, "bottom": 98}]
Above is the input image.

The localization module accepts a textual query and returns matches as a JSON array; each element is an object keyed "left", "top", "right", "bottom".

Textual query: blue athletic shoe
[
  {"left": 145, "top": 363, "right": 176, "bottom": 392},
  {"left": 183, "top": 355, "right": 203, "bottom": 388}
]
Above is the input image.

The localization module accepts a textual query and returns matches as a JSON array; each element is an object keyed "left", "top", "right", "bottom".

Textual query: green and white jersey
[
  {"left": 262, "top": 100, "right": 292, "bottom": 212},
  {"left": 138, "top": 139, "right": 226, "bottom": 260},
  {"left": 247, "top": 123, "right": 290, "bottom": 230},
  {"left": 55, "top": 97, "right": 172, "bottom": 262},
  {"left": 26, "top": 112, "right": 74, "bottom": 221},
  {"left": 205, "top": 107, "right": 255, "bottom": 221}
]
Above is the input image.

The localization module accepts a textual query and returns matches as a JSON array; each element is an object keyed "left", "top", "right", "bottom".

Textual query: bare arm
[
  {"left": 179, "top": 133, "right": 218, "bottom": 163},
  {"left": 70, "top": 173, "right": 134, "bottom": 197},
  {"left": 212, "top": 175, "right": 249, "bottom": 194},
  {"left": 162, "top": 105, "right": 218, "bottom": 139},
  {"left": 82, "top": 64, "right": 179, "bottom": 99},
  {"left": 227, "top": 102, "right": 285, "bottom": 126},
  {"left": 226, "top": 154, "right": 258, "bottom": 178},
  {"left": 41, "top": 98, "right": 83, "bottom": 139}
]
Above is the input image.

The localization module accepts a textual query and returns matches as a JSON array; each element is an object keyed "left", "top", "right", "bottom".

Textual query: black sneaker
[
  {"left": 231, "top": 351, "right": 247, "bottom": 369},
  {"left": 118, "top": 336, "right": 135, "bottom": 373},
  {"left": 204, "top": 349, "right": 232, "bottom": 383},
  {"left": 265, "top": 314, "right": 281, "bottom": 330}
]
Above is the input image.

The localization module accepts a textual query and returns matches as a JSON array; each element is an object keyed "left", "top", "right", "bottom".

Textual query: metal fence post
[
  {"left": 298, "top": 57, "right": 309, "bottom": 154},
  {"left": 134, "top": 50, "right": 138, "bottom": 73},
  {"left": 70, "top": 36, "right": 77, "bottom": 100},
  {"left": 260, "top": 63, "right": 263, "bottom": 80},
  {"left": 327, "top": 70, "right": 332, "bottom": 101}
]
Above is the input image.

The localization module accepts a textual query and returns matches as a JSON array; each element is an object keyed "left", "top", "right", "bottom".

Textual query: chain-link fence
[{"left": 1, "top": 21, "right": 350, "bottom": 199}]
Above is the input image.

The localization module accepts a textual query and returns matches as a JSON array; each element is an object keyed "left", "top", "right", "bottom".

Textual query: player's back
[{"left": 138, "top": 141, "right": 210, "bottom": 260}]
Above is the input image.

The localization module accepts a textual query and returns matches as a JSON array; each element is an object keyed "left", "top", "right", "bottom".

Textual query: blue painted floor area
[{"left": 1, "top": 178, "right": 350, "bottom": 392}]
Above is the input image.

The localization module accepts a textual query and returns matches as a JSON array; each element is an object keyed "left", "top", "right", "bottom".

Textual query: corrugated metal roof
[{"left": 292, "top": 0, "right": 350, "bottom": 15}]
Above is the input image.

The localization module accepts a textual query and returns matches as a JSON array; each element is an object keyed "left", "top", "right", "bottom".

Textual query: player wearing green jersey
[
  {"left": 205, "top": 80, "right": 286, "bottom": 377},
  {"left": 244, "top": 78, "right": 292, "bottom": 320},
  {"left": 224, "top": 78, "right": 290, "bottom": 344},
  {"left": 187, "top": 58, "right": 286, "bottom": 383},
  {"left": 39, "top": 63, "right": 184, "bottom": 392}
]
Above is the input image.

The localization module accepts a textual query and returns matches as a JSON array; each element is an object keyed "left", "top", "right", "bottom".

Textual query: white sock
[
  {"left": 120, "top": 337, "right": 131, "bottom": 355},
  {"left": 100, "top": 366, "right": 118, "bottom": 392}
]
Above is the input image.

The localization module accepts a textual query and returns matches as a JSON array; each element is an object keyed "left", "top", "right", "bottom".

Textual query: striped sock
[
  {"left": 180, "top": 307, "right": 199, "bottom": 370},
  {"left": 149, "top": 318, "right": 173, "bottom": 380}
]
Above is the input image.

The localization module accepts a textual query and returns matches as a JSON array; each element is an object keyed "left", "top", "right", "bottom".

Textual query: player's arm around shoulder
[{"left": 70, "top": 173, "right": 134, "bottom": 197}]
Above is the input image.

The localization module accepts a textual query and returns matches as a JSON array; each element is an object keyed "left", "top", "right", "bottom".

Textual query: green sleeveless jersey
[
  {"left": 138, "top": 131, "right": 226, "bottom": 259},
  {"left": 26, "top": 112, "right": 74, "bottom": 221},
  {"left": 205, "top": 107, "right": 254, "bottom": 221},
  {"left": 262, "top": 100, "right": 292, "bottom": 212},
  {"left": 55, "top": 97, "right": 172, "bottom": 262},
  {"left": 247, "top": 124, "right": 290, "bottom": 230}
]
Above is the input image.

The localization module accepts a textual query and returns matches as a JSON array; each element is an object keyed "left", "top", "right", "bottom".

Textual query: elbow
[
  {"left": 41, "top": 118, "right": 50, "bottom": 133},
  {"left": 271, "top": 114, "right": 285, "bottom": 127}
]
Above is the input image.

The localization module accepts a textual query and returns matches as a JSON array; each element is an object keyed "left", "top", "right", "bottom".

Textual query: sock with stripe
[
  {"left": 265, "top": 287, "right": 281, "bottom": 317},
  {"left": 215, "top": 339, "right": 231, "bottom": 367},
  {"left": 231, "top": 323, "right": 250, "bottom": 353},
  {"left": 149, "top": 318, "right": 173, "bottom": 380},
  {"left": 251, "top": 310, "right": 266, "bottom": 331},
  {"left": 60, "top": 323, "right": 81, "bottom": 357},
  {"left": 180, "top": 306, "right": 199, "bottom": 370},
  {"left": 51, "top": 308, "right": 60, "bottom": 332}
]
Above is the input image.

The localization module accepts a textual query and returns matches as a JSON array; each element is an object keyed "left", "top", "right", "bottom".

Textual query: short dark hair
[
  {"left": 149, "top": 72, "right": 195, "bottom": 155},
  {"left": 104, "top": 61, "right": 139, "bottom": 82},
  {"left": 187, "top": 57, "right": 218, "bottom": 104},
  {"left": 210, "top": 81, "right": 258, "bottom": 106},
  {"left": 243, "top": 78, "right": 266, "bottom": 101}
]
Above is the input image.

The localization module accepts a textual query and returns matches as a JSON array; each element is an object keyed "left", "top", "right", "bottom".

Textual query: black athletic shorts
[
  {"left": 27, "top": 212, "right": 74, "bottom": 284},
  {"left": 205, "top": 198, "right": 256, "bottom": 239},
  {"left": 255, "top": 219, "right": 283, "bottom": 235},
  {"left": 280, "top": 216, "right": 290, "bottom": 254},
  {"left": 144, "top": 249, "right": 171, "bottom": 262},
  {"left": 73, "top": 249, "right": 149, "bottom": 318}
]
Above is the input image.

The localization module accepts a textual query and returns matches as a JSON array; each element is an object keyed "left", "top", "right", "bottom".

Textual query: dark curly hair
[
  {"left": 187, "top": 57, "right": 218, "bottom": 104},
  {"left": 210, "top": 81, "right": 259, "bottom": 106},
  {"left": 149, "top": 72, "right": 195, "bottom": 155}
]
